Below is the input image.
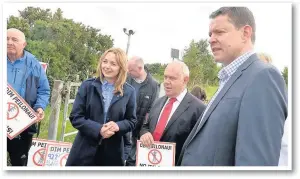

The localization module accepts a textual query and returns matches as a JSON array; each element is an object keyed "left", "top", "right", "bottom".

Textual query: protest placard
[
  {"left": 28, "top": 138, "right": 72, "bottom": 167},
  {"left": 136, "top": 140, "right": 176, "bottom": 167},
  {"left": 44, "top": 143, "right": 72, "bottom": 167},
  {"left": 39, "top": 62, "right": 48, "bottom": 73},
  {"left": 7, "top": 84, "right": 39, "bottom": 140}
]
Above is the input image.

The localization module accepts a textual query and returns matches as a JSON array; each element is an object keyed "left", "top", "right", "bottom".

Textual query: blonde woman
[
  {"left": 257, "top": 52, "right": 272, "bottom": 63},
  {"left": 66, "top": 48, "right": 137, "bottom": 166}
]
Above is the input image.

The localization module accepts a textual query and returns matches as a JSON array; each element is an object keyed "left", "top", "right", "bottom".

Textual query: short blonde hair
[
  {"left": 257, "top": 53, "right": 272, "bottom": 64},
  {"left": 96, "top": 48, "right": 128, "bottom": 96}
]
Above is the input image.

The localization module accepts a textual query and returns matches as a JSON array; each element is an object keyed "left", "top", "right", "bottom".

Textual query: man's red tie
[{"left": 153, "top": 98, "right": 177, "bottom": 141}]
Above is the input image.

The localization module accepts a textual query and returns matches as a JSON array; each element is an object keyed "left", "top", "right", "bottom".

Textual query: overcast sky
[{"left": 4, "top": 2, "right": 291, "bottom": 71}]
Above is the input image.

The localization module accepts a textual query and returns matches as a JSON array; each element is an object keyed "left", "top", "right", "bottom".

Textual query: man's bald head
[
  {"left": 163, "top": 60, "right": 190, "bottom": 98},
  {"left": 7, "top": 28, "right": 27, "bottom": 59},
  {"left": 128, "top": 56, "right": 145, "bottom": 79},
  {"left": 7, "top": 28, "right": 26, "bottom": 43},
  {"left": 165, "top": 61, "right": 190, "bottom": 78},
  {"left": 128, "top": 56, "right": 144, "bottom": 68}
]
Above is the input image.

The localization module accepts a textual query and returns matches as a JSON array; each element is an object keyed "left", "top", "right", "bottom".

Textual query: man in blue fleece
[{"left": 7, "top": 28, "right": 50, "bottom": 166}]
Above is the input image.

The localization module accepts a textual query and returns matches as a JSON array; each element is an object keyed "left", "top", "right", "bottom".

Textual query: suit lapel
[
  {"left": 178, "top": 111, "right": 204, "bottom": 164},
  {"left": 162, "top": 93, "right": 191, "bottom": 136},
  {"left": 195, "top": 71, "right": 242, "bottom": 132},
  {"left": 188, "top": 54, "right": 258, "bottom": 142},
  {"left": 150, "top": 96, "right": 168, "bottom": 132}
]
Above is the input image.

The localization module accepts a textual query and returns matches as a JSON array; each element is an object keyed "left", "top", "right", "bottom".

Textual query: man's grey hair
[
  {"left": 7, "top": 28, "right": 26, "bottom": 42},
  {"left": 131, "top": 56, "right": 144, "bottom": 68},
  {"left": 173, "top": 60, "right": 190, "bottom": 77},
  {"left": 209, "top": 7, "right": 256, "bottom": 43}
]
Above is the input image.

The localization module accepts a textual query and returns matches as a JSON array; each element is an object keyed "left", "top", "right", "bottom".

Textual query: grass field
[
  {"left": 37, "top": 85, "right": 218, "bottom": 144},
  {"left": 205, "top": 85, "right": 218, "bottom": 101},
  {"left": 35, "top": 104, "right": 76, "bottom": 143}
]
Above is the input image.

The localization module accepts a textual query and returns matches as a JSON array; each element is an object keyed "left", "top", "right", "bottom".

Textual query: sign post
[{"left": 171, "top": 48, "right": 179, "bottom": 61}]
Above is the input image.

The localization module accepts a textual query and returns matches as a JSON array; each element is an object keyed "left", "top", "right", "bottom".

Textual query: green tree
[
  {"left": 7, "top": 7, "right": 114, "bottom": 88},
  {"left": 7, "top": 16, "right": 31, "bottom": 38},
  {"left": 282, "top": 67, "right": 288, "bottom": 86},
  {"left": 19, "top": 7, "right": 52, "bottom": 27},
  {"left": 182, "top": 39, "right": 219, "bottom": 87},
  {"left": 145, "top": 63, "right": 167, "bottom": 83}
]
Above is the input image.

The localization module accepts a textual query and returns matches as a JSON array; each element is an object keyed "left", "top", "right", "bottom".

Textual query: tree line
[
  {"left": 146, "top": 39, "right": 288, "bottom": 88},
  {"left": 7, "top": 7, "right": 114, "bottom": 89},
  {"left": 8, "top": 7, "right": 288, "bottom": 91}
]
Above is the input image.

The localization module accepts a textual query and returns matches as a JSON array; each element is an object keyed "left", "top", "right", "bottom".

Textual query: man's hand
[
  {"left": 105, "top": 121, "right": 120, "bottom": 132},
  {"left": 140, "top": 132, "right": 154, "bottom": 148},
  {"left": 100, "top": 124, "right": 115, "bottom": 139},
  {"left": 36, "top": 108, "right": 44, "bottom": 120}
]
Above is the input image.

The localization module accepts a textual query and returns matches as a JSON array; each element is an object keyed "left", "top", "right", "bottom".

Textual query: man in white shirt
[{"left": 140, "top": 61, "right": 206, "bottom": 165}]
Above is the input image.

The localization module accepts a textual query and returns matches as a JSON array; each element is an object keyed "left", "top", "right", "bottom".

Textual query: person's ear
[
  {"left": 241, "top": 25, "right": 252, "bottom": 43},
  {"left": 183, "top": 76, "right": 189, "bottom": 84},
  {"left": 23, "top": 41, "right": 27, "bottom": 49}
]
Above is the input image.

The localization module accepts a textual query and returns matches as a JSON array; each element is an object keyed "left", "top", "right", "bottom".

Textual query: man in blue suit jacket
[{"left": 178, "top": 7, "right": 288, "bottom": 166}]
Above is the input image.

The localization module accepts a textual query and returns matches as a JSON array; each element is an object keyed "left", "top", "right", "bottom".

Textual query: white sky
[{"left": 4, "top": 2, "right": 291, "bottom": 71}]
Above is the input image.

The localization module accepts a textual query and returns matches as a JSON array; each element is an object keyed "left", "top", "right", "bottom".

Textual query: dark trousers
[
  {"left": 125, "top": 135, "right": 138, "bottom": 166},
  {"left": 93, "top": 145, "right": 124, "bottom": 166},
  {"left": 7, "top": 132, "right": 33, "bottom": 166}
]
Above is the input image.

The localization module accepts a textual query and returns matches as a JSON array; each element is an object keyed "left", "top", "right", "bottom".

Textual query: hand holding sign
[
  {"left": 140, "top": 132, "right": 154, "bottom": 148},
  {"left": 36, "top": 108, "right": 45, "bottom": 120}
]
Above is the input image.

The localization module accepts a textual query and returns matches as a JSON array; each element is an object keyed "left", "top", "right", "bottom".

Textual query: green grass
[
  {"left": 188, "top": 84, "right": 218, "bottom": 102},
  {"left": 204, "top": 85, "right": 218, "bottom": 101},
  {"left": 152, "top": 74, "right": 164, "bottom": 83},
  {"left": 34, "top": 104, "right": 77, "bottom": 143}
]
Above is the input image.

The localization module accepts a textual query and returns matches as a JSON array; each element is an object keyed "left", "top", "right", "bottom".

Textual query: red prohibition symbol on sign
[
  {"left": 33, "top": 148, "right": 46, "bottom": 166},
  {"left": 148, "top": 149, "right": 162, "bottom": 165},
  {"left": 60, "top": 153, "right": 69, "bottom": 166},
  {"left": 7, "top": 102, "right": 19, "bottom": 120}
]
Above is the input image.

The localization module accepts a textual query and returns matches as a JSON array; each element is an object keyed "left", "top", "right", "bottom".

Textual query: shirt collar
[
  {"left": 102, "top": 80, "right": 114, "bottom": 86},
  {"left": 7, "top": 50, "right": 27, "bottom": 63},
  {"left": 133, "top": 78, "right": 144, "bottom": 84},
  {"left": 168, "top": 88, "right": 187, "bottom": 103},
  {"left": 218, "top": 50, "right": 255, "bottom": 81}
]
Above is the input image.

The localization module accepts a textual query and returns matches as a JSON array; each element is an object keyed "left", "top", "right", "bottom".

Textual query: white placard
[
  {"left": 136, "top": 140, "right": 176, "bottom": 167},
  {"left": 44, "top": 143, "right": 72, "bottom": 167},
  {"left": 28, "top": 138, "right": 72, "bottom": 167},
  {"left": 39, "top": 62, "right": 48, "bottom": 73},
  {"left": 7, "top": 84, "right": 39, "bottom": 140}
]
